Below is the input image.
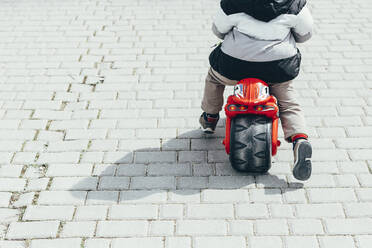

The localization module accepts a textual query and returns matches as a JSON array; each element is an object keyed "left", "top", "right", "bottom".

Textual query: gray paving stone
[
  {"left": 92, "top": 164, "right": 116, "bottom": 176},
  {"left": 23, "top": 205, "right": 75, "bottom": 221},
  {"left": 60, "top": 221, "right": 96, "bottom": 238},
  {"left": 149, "top": 220, "right": 174, "bottom": 236},
  {"left": 249, "top": 189, "right": 283, "bottom": 203},
  {"left": 209, "top": 176, "right": 255, "bottom": 189},
  {"left": 282, "top": 189, "right": 307, "bottom": 203},
  {"left": 37, "top": 152, "right": 81, "bottom": 164},
  {"left": 46, "top": 164, "right": 93, "bottom": 177},
  {"left": 334, "top": 174, "right": 360, "bottom": 187},
  {"left": 12, "top": 192, "right": 35, "bottom": 208},
  {"left": 38, "top": 191, "right": 86, "bottom": 205},
  {"left": 349, "top": 149, "right": 372, "bottom": 160},
  {"left": 289, "top": 174, "right": 336, "bottom": 188},
  {"left": 207, "top": 151, "right": 229, "bottom": 163},
  {"left": 335, "top": 138, "right": 372, "bottom": 149},
  {"left": 30, "top": 238, "right": 82, "bottom": 248},
  {"left": 194, "top": 236, "right": 246, "bottom": 248},
  {"left": 347, "top": 127, "right": 372, "bottom": 137},
  {"left": 312, "top": 149, "right": 349, "bottom": 161},
  {"left": 177, "top": 177, "right": 209, "bottom": 189},
  {"left": 356, "top": 188, "right": 372, "bottom": 202},
  {"left": 85, "top": 239, "right": 111, "bottom": 248},
  {"left": 6, "top": 221, "right": 59, "bottom": 239},
  {"left": 177, "top": 220, "right": 227, "bottom": 235},
  {"left": 0, "top": 152, "right": 13, "bottom": 164},
  {"left": 98, "top": 176, "right": 130, "bottom": 190},
  {"left": 0, "top": 241, "right": 26, "bottom": 248},
  {"left": 178, "top": 151, "right": 206, "bottom": 163},
  {"left": 193, "top": 164, "right": 214, "bottom": 176},
  {"left": 310, "top": 162, "right": 339, "bottom": 174},
  {"left": 318, "top": 236, "right": 355, "bottom": 248},
  {"left": 344, "top": 203, "right": 372, "bottom": 217},
  {"left": 120, "top": 190, "right": 167, "bottom": 204},
  {"left": 358, "top": 174, "right": 372, "bottom": 187},
  {"left": 249, "top": 236, "right": 283, "bottom": 248},
  {"left": 130, "top": 176, "right": 176, "bottom": 190},
  {"left": 147, "top": 163, "right": 191, "bottom": 176},
  {"left": 269, "top": 204, "right": 294, "bottom": 218},
  {"left": 0, "top": 178, "right": 26, "bottom": 192},
  {"left": 162, "top": 138, "right": 190, "bottom": 151},
  {"left": 109, "top": 204, "right": 158, "bottom": 220},
  {"left": 74, "top": 205, "right": 108, "bottom": 221},
  {"left": 50, "top": 177, "right": 98, "bottom": 191},
  {"left": 65, "top": 129, "right": 107, "bottom": 140},
  {"left": 295, "top": 204, "right": 345, "bottom": 218},
  {"left": 86, "top": 191, "right": 119, "bottom": 205},
  {"left": 166, "top": 237, "right": 191, "bottom": 248},
  {"left": 0, "top": 209, "right": 19, "bottom": 223},
  {"left": 96, "top": 221, "right": 148, "bottom": 237},
  {"left": 26, "top": 178, "right": 50, "bottom": 191},
  {"left": 325, "top": 219, "right": 372, "bottom": 235},
  {"left": 286, "top": 236, "right": 319, "bottom": 248},
  {"left": 235, "top": 204, "right": 268, "bottom": 219},
  {"left": 338, "top": 161, "right": 369, "bottom": 173},
  {"left": 117, "top": 164, "right": 146, "bottom": 176},
  {"left": 356, "top": 236, "right": 372, "bottom": 248},
  {"left": 256, "top": 175, "right": 288, "bottom": 188},
  {"left": 289, "top": 219, "right": 325, "bottom": 235},
  {"left": 37, "top": 131, "right": 64, "bottom": 141},
  {"left": 228, "top": 220, "right": 254, "bottom": 235},
  {"left": 0, "top": 165, "right": 23, "bottom": 177},
  {"left": 0, "top": 192, "right": 11, "bottom": 207},
  {"left": 47, "top": 140, "right": 89, "bottom": 152},
  {"left": 134, "top": 151, "right": 176, "bottom": 163},
  {"left": 159, "top": 204, "right": 184, "bottom": 219},
  {"left": 307, "top": 188, "right": 357, "bottom": 203},
  {"left": 168, "top": 190, "right": 201, "bottom": 203},
  {"left": 111, "top": 238, "right": 163, "bottom": 248},
  {"left": 187, "top": 204, "right": 234, "bottom": 219},
  {"left": 202, "top": 189, "right": 249, "bottom": 203},
  {"left": 256, "top": 219, "right": 289, "bottom": 235}
]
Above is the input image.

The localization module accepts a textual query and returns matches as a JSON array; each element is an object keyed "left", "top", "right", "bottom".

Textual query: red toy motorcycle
[{"left": 223, "top": 78, "right": 281, "bottom": 173}]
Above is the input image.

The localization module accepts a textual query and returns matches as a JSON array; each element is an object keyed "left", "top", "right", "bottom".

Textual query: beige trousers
[{"left": 201, "top": 68, "right": 307, "bottom": 141}]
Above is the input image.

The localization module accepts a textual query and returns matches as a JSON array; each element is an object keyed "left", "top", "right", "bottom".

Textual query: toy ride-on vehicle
[{"left": 222, "top": 78, "right": 281, "bottom": 173}]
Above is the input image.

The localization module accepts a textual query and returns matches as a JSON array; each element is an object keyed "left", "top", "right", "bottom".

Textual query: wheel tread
[
  {"left": 254, "top": 151, "right": 266, "bottom": 159},
  {"left": 229, "top": 115, "right": 272, "bottom": 173},
  {"left": 254, "top": 132, "right": 266, "bottom": 141},
  {"left": 234, "top": 141, "right": 247, "bottom": 149}
]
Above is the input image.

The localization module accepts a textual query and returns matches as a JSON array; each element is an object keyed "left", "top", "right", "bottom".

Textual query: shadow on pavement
[{"left": 71, "top": 125, "right": 303, "bottom": 202}]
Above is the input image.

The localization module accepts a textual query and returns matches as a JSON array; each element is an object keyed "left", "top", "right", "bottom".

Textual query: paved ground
[{"left": 0, "top": 0, "right": 372, "bottom": 247}]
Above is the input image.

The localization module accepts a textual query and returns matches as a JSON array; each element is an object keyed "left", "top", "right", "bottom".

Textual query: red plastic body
[{"left": 222, "top": 78, "right": 280, "bottom": 156}]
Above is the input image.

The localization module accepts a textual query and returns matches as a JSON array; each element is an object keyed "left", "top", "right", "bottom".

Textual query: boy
[{"left": 199, "top": 0, "right": 314, "bottom": 180}]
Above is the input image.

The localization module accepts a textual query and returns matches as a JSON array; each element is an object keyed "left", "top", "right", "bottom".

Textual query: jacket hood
[{"left": 220, "top": 0, "right": 306, "bottom": 22}]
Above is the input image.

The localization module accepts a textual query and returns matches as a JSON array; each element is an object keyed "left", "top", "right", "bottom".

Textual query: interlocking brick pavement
[{"left": 0, "top": 0, "right": 372, "bottom": 247}]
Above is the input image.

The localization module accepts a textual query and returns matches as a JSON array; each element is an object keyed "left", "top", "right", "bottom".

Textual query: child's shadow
[{"left": 71, "top": 120, "right": 303, "bottom": 203}]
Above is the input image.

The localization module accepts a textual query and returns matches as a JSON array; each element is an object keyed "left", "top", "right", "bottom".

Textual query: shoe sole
[
  {"left": 293, "top": 141, "right": 312, "bottom": 181},
  {"left": 200, "top": 126, "right": 215, "bottom": 134}
]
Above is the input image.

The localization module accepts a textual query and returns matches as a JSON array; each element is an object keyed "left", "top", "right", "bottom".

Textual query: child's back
[{"left": 210, "top": 0, "right": 313, "bottom": 83}]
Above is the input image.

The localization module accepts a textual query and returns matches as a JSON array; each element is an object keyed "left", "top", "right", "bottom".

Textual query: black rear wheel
[{"left": 229, "top": 115, "right": 272, "bottom": 173}]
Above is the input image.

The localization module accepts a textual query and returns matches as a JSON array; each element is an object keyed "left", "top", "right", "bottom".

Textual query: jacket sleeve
[
  {"left": 212, "top": 6, "right": 236, "bottom": 39},
  {"left": 292, "top": 5, "right": 314, "bottom": 43},
  {"left": 212, "top": 23, "right": 226, "bottom": 39}
]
